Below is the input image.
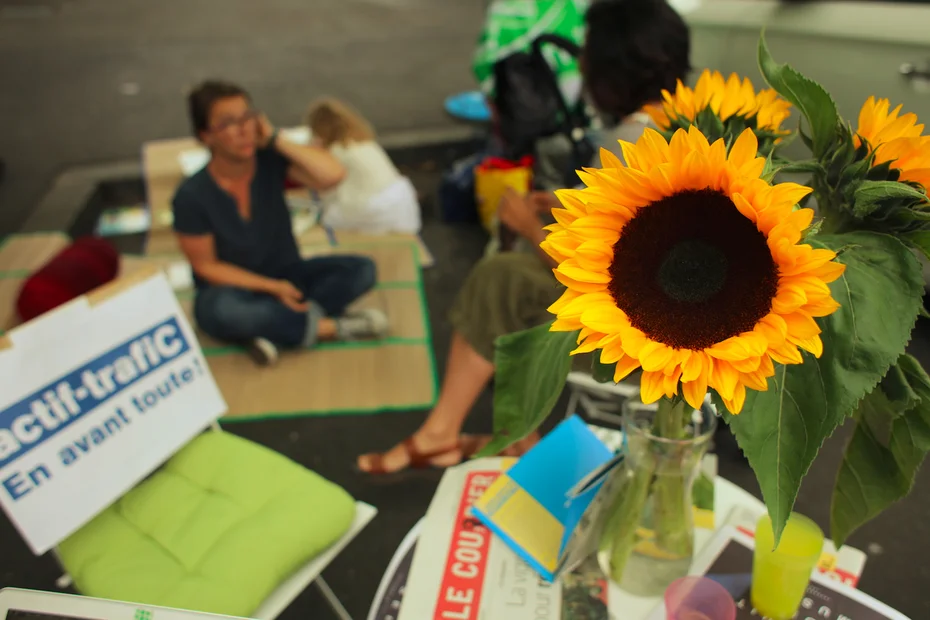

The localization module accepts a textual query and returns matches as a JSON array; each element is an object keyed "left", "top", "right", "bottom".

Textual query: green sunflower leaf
[
  {"left": 903, "top": 230, "right": 930, "bottom": 260},
  {"left": 773, "top": 159, "right": 823, "bottom": 176},
  {"left": 757, "top": 34, "right": 839, "bottom": 159},
  {"left": 831, "top": 354, "right": 930, "bottom": 547},
  {"left": 853, "top": 180, "right": 929, "bottom": 218},
  {"left": 476, "top": 323, "right": 578, "bottom": 457},
  {"left": 725, "top": 231, "right": 923, "bottom": 546}
]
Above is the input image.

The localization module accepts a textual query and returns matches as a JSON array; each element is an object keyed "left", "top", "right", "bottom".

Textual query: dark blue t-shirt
[{"left": 172, "top": 148, "right": 301, "bottom": 288}]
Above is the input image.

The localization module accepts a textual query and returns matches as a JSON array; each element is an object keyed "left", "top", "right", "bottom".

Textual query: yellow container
[
  {"left": 751, "top": 512, "right": 824, "bottom": 619},
  {"left": 474, "top": 164, "right": 532, "bottom": 233}
]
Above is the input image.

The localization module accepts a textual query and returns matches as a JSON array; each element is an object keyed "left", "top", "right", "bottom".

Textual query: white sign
[{"left": 0, "top": 273, "right": 226, "bottom": 554}]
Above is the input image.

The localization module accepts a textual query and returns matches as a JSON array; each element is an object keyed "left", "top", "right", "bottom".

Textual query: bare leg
[{"left": 358, "top": 331, "right": 494, "bottom": 473}]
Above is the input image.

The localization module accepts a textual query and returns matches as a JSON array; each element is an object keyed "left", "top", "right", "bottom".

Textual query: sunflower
[
  {"left": 645, "top": 70, "right": 792, "bottom": 141},
  {"left": 855, "top": 96, "right": 930, "bottom": 190},
  {"left": 541, "top": 127, "right": 845, "bottom": 414}
]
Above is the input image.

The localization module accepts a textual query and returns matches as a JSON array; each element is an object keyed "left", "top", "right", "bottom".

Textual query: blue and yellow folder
[{"left": 471, "top": 416, "right": 615, "bottom": 582}]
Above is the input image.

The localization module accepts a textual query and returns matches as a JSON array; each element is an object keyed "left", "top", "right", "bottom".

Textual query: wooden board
[
  {"left": 298, "top": 243, "right": 420, "bottom": 284},
  {"left": 208, "top": 343, "right": 436, "bottom": 419},
  {"left": 0, "top": 232, "right": 70, "bottom": 274},
  {"left": 123, "top": 240, "right": 437, "bottom": 419},
  {"left": 0, "top": 278, "right": 23, "bottom": 331},
  {"left": 326, "top": 231, "right": 435, "bottom": 267},
  {"left": 142, "top": 137, "right": 199, "bottom": 231}
]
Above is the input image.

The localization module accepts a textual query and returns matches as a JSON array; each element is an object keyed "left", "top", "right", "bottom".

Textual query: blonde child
[{"left": 307, "top": 98, "right": 421, "bottom": 235}]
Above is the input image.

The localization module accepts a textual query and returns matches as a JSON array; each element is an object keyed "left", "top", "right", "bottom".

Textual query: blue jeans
[{"left": 194, "top": 255, "right": 377, "bottom": 347}]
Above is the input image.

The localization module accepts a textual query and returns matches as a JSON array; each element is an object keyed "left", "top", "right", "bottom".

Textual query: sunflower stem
[
  {"left": 601, "top": 397, "right": 694, "bottom": 586},
  {"left": 601, "top": 455, "right": 654, "bottom": 582},
  {"left": 652, "top": 397, "right": 694, "bottom": 557}
]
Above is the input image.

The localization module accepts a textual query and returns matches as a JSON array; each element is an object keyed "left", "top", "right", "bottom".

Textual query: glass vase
[{"left": 596, "top": 397, "right": 716, "bottom": 596}]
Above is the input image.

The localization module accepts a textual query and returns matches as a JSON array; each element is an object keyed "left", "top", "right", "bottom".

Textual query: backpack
[{"left": 492, "top": 33, "right": 594, "bottom": 187}]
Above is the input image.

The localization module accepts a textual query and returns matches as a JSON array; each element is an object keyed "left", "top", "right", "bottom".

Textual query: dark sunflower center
[
  {"left": 608, "top": 189, "right": 778, "bottom": 350},
  {"left": 658, "top": 240, "right": 728, "bottom": 303}
]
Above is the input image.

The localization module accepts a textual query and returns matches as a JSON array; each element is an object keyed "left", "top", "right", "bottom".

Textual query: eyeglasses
[{"left": 209, "top": 109, "right": 259, "bottom": 134}]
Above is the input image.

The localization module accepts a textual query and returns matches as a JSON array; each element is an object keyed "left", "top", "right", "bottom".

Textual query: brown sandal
[{"left": 362, "top": 435, "right": 482, "bottom": 475}]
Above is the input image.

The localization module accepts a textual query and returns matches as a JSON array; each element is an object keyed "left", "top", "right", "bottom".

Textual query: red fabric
[
  {"left": 16, "top": 236, "right": 119, "bottom": 323},
  {"left": 476, "top": 155, "right": 534, "bottom": 171},
  {"left": 284, "top": 177, "right": 305, "bottom": 190}
]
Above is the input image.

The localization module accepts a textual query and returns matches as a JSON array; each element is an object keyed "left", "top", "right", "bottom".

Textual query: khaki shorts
[{"left": 449, "top": 251, "right": 563, "bottom": 362}]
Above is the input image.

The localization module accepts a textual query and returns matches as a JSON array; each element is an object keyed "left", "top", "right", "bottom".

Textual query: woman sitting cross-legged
[
  {"left": 173, "top": 80, "right": 388, "bottom": 365},
  {"left": 357, "top": 0, "right": 691, "bottom": 473}
]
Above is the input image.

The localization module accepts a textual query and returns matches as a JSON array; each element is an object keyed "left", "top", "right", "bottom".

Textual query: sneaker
[
  {"left": 337, "top": 308, "right": 390, "bottom": 340},
  {"left": 246, "top": 337, "right": 279, "bottom": 366}
]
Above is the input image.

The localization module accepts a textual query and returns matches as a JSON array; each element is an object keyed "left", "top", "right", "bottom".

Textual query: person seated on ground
[
  {"left": 173, "top": 80, "right": 389, "bottom": 367},
  {"left": 358, "top": 0, "right": 691, "bottom": 473},
  {"left": 307, "top": 97, "right": 421, "bottom": 235}
]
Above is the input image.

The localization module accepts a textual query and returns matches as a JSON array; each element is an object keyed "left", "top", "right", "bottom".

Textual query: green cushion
[{"left": 57, "top": 431, "right": 356, "bottom": 617}]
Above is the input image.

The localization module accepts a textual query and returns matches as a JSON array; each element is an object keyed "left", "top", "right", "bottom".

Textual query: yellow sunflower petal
[
  {"left": 557, "top": 260, "right": 611, "bottom": 285},
  {"left": 680, "top": 350, "right": 707, "bottom": 382},
  {"left": 639, "top": 341, "right": 676, "bottom": 372},
  {"left": 731, "top": 192, "right": 759, "bottom": 224},
  {"left": 682, "top": 358, "right": 711, "bottom": 410},
  {"left": 789, "top": 333, "right": 824, "bottom": 358},
  {"left": 620, "top": 326, "right": 648, "bottom": 358},
  {"left": 808, "top": 260, "right": 847, "bottom": 283},
  {"left": 553, "top": 268, "right": 607, "bottom": 293},
  {"left": 571, "top": 338, "right": 602, "bottom": 355},
  {"left": 663, "top": 366, "right": 684, "bottom": 397},
  {"left": 772, "top": 283, "right": 808, "bottom": 314},
  {"left": 636, "top": 128, "right": 673, "bottom": 169},
  {"left": 728, "top": 129, "right": 759, "bottom": 169},
  {"left": 554, "top": 189, "right": 588, "bottom": 214},
  {"left": 547, "top": 289, "right": 582, "bottom": 315},
  {"left": 768, "top": 183, "right": 814, "bottom": 211},
  {"left": 856, "top": 97, "right": 930, "bottom": 190},
  {"left": 600, "top": 340, "right": 625, "bottom": 364},
  {"left": 581, "top": 303, "right": 630, "bottom": 334},
  {"left": 556, "top": 291, "right": 613, "bottom": 320},
  {"left": 600, "top": 147, "right": 625, "bottom": 170},
  {"left": 551, "top": 316, "right": 583, "bottom": 332},
  {"left": 770, "top": 341, "right": 803, "bottom": 365},
  {"left": 710, "top": 360, "right": 739, "bottom": 400},
  {"left": 740, "top": 368, "right": 770, "bottom": 392},
  {"left": 613, "top": 355, "right": 642, "bottom": 382},
  {"left": 706, "top": 332, "right": 767, "bottom": 361},
  {"left": 782, "top": 311, "right": 821, "bottom": 339},
  {"left": 731, "top": 356, "right": 762, "bottom": 373},
  {"left": 640, "top": 370, "right": 666, "bottom": 404},
  {"left": 804, "top": 297, "right": 842, "bottom": 318},
  {"left": 723, "top": 383, "right": 747, "bottom": 415}
]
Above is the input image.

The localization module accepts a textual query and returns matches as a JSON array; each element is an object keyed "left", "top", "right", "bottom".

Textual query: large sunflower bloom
[
  {"left": 855, "top": 96, "right": 930, "bottom": 190},
  {"left": 645, "top": 69, "right": 792, "bottom": 137},
  {"left": 542, "top": 127, "right": 845, "bottom": 414}
]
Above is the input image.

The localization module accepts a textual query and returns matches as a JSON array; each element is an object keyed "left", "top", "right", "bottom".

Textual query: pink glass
[{"left": 665, "top": 576, "right": 737, "bottom": 620}]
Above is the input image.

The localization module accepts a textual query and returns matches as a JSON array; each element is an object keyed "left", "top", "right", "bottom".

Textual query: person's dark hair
[
  {"left": 187, "top": 80, "right": 250, "bottom": 135},
  {"left": 583, "top": 0, "right": 691, "bottom": 120}
]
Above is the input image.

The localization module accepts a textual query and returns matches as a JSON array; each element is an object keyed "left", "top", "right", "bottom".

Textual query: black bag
[{"left": 492, "top": 33, "right": 593, "bottom": 187}]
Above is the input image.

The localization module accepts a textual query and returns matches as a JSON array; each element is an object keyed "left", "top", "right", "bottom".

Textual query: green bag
[{"left": 473, "top": 0, "right": 589, "bottom": 100}]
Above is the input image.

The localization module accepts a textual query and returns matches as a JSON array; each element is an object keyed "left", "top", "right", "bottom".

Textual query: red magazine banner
[{"left": 433, "top": 471, "right": 500, "bottom": 620}]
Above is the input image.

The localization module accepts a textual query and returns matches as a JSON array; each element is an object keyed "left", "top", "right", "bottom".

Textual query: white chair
[
  {"left": 0, "top": 271, "right": 374, "bottom": 620},
  {"left": 564, "top": 370, "right": 643, "bottom": 426}
]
